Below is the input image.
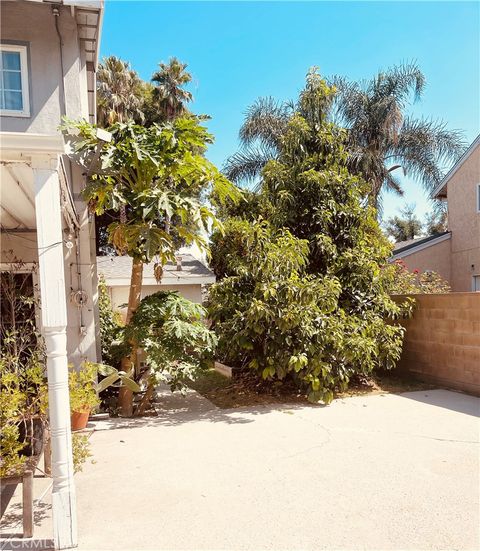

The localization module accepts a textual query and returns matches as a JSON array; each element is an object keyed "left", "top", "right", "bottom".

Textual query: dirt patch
[{"left": 188, "top": 369, "right": 436, "bottom": 409}]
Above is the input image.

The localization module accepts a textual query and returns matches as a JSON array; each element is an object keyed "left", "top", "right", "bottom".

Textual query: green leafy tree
[
  {"left": 385, "top": 204, "right": 423, "bottom": 242},
  {"left": 97, "top": 275, "right": 125, "bottom": 366},
  {"left": 424, "top": 205, "right": 448, "bottom": 236},
  {"left": 126, "top": 291, "right": 217, "bottom": 413},
  {"left": 224, "top": 64, "right": 465, "bottom": 212},
  {"left": 64, "top": 117, "right": 240, "bottom": 415},
  {"left": 209, "top": 72, "right": 411, "bottom": 403}
]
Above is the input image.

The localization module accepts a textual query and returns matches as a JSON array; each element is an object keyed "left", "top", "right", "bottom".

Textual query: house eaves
[
  {"left": 432, "top": 134, "right": 480, "bottom": 199},
  {"left": 390, "top": 231, "right": 451, "bottom": 260}
]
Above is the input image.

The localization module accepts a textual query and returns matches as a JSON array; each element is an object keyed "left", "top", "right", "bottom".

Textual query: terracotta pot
[{"left": 71, "top": 409, "right": 90, "bottom": 431}]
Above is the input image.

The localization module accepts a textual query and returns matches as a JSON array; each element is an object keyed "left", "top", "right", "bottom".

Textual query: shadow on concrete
[
  {"left": 397, "top": 389, "right": 479, "bottom": 418},
  {"left": 0, "top": 500, "right": 51, "bottom": 531},
  {"left": 90, "top": 387, "right": 322, "bottom": 432}
]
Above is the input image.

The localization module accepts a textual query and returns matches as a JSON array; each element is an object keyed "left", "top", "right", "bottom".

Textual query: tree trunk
[{"left": 118, "top": 257, "right": 143, "bottom": 417}]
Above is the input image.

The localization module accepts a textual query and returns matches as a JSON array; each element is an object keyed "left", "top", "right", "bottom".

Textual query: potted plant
[
  {"left": 69, "top": 362, "right": 100, "bottom": 431},
  {"left": 0, "top": 330, "right": 48, "bottom": 476}
]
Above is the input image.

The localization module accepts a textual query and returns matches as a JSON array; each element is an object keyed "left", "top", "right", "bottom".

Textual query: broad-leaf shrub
[
  {"left": 208, "top": 222, "right": 407, "bottom": 403},
  {"left": 126, "top": 291, "right": 217, "bottom": 391},
  {"left": 208, "top": 72, "right": 412, "bottom": 403}
]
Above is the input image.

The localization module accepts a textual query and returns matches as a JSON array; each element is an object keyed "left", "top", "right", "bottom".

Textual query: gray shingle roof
[
  {"left": 392, "top": 231, "right": 450, "bottom": 255},
  {"left": 97, "top": 254, "right": 215, "bottom": 284}
]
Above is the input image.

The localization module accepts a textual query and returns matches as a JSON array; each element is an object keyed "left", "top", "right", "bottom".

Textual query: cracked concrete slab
[{"left": 2, "top": 389, "right": 478, "bottom": 550}]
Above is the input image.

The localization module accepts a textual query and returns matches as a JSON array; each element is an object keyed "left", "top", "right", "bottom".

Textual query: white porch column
[{"left": 33, "top": 156, "right": 77, "bottom": 550}]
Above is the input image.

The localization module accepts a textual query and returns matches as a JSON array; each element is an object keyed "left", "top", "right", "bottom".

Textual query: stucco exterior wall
[
  {"left": 0, "top": 1, "right": 88, "bottom": 133},
  {"left": 446, "top": 146, "right": 480, "bottom": 291},
  {"left": 395, "top": 293, "right": 480, "bottom": 396},
  {"left": 1, "top": 229, "right": 98, "bottom": 367},
  {"left": 109, "top": 284, "right": 204, "bottom": 320},
  {"left": 0, "top": 1, "right": 99, "bottom": 367},
  {"left": 399, "top": 238, "right": 452, "bottom": 284}
]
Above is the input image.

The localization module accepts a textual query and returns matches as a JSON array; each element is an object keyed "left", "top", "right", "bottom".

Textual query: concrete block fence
[{"left": 393, "top": 293, "right": 480, "bottom": 396}]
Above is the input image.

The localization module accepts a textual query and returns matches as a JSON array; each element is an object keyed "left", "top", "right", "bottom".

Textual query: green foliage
[
  {"left": 209, "top": 72, "right": 412, "bottom": 403},
  {"left": 69, "top": 362, "right": 100, "bottom": 413},
  {"left": 224, "top": 64, "right": 465, "bottom": 211},
  {"left": 95, "top": 363, "right": 141, "bottom": 393},
  {"left": 208, "top": 222, "right": 408, "bottom": 404},
  {"left": 0, "top": 424, "right": 26, "bottom": 477},
  {"left": 209, "top": 218, "right": 252, "bottom": 280},
  {"left": 72, "top": 433, "right": 92, "bottom": 473},
  {"left": 0, "top": 269, "right": 48, "bottom": 476},
  {"left": 63, "top": 117, "right": 240, "bottom": 266},
  {"left": 424, "top": 206, "right": 448, "bottom": 236},
  {"left": 385, "top": 204, "right": 423, "bottom": 242},
  {"left": 387, "top": 260, "right": 451, "bottom": 294},
  {"left": 126, "top": 291, "right": 217, "bottom": 392},
  {"left": 0, "top": 342, "right": 48, "bottom": 477},
  {"left": 98, "top": 275, "right": 125, "bottom": 367}
]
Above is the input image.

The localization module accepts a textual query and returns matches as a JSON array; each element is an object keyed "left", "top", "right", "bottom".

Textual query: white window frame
[
  {"left": 473, "top": 274, "right": 480, "bottom": 292},
  {"left": 0, "top": 44, "right": 30, "bottom": 117},
  {"left": 477, "top": 183, "right": 480, "bottom": 214}
]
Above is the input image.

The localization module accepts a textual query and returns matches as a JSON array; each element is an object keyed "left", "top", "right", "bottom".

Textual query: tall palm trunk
[{"left": 118, "top": 257, "right": 143, "bottom": 416}]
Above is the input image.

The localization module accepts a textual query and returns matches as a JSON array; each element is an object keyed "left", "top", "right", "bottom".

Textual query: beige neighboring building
[
  {"left": 97, "top": 254, "right": 216, "bottom": 319},
  {"left": 392, "top": 135, "right": 480, "bottom": 292}
]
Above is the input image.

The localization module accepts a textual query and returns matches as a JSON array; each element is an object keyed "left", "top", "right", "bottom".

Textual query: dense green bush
[
  {"left": 127, "top": 291, "right": 217, "bottom": 392},
  {"left": 209, "top": 222, "right": 408, "bottom": 403},
  {"left": 98, "top": 275, "right": 126, "bottom": 368},
  {"left": 208, "top": 72, "right": 411, "bottom": 403}
]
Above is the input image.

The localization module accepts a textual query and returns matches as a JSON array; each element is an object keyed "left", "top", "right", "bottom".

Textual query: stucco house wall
[
  {"left": 392, "top": 136, "right": 479, "bottom": 292},
  {"left": 446, "top": 146, "right": 480, "bottom": 291},
  {"left": 398, "top": 237, "right": 452, "bottom": 284},
  {"left": 0, "top": 1, "right": 89, "bottom": 133},
  {"left": 109, "top": 284, "right": 204, "bottom": 321},
  {"left": 0, "top": 1, "right": 101, "bottom": 366}
]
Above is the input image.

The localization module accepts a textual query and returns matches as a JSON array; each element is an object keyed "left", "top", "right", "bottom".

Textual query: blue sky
[{"left": 100, "top": 1, "right": 480, "bottom": 223}]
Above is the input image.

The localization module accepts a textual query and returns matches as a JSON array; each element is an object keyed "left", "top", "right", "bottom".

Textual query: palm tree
[
  {"left": 151, "top": 57, "right": 193, "bottom": 122},
  {"left": 331, "top": 62, "right": 465, "bottom": 209},
  {"left": 224, "top": 63, "right": 465, "bottom": 211},
  {"left": 97, "top": 56, "right": 145, "bottom": 126}
]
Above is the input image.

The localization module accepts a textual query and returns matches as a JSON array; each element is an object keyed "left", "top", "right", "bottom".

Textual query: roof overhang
[
  {"left": 0, "top": 132, "right": 65, "bottom": 158},
  {"left": 26, "top": 1, "right": 104, "bottom": 123},
  {"left": 432, "top": 134, "right": 480, "bottom": 199},
  {"left": 104, "top": 276, "right": 216, "bottom": 287},
  {"left": 390, "top": 232, "right": 451, "bottom": 260}
]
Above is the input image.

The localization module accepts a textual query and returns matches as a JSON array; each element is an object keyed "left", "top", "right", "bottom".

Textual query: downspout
[{"left": 52, "top": 5, "right": 66, "bottom": 117}]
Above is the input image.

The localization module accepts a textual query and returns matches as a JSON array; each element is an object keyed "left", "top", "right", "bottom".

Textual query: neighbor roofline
[
  {"left": 390, "top": 231, "right": 451, "bottom": 260},
  {"left": 432, "top": 134, "right": 480, "bottom": 199},
  {"left": 104, "top": 276, "right": 216, "bottom": 286}
]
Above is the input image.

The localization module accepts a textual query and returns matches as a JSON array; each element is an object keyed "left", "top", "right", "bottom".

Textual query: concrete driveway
[{"left": 2, "top": 388, "right": 479, "bottom": 550}]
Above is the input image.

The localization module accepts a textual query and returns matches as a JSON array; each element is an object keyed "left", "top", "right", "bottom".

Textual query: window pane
[
  {"left": 3, "top": 70, "right": 21, "bottom": 91},
  {"left": 0, "top": 91, "right": 4, "bottom": 109},
  {"left": 4, "top": 90, "right": 23, "bottom": 110},
  {"left": 2, "top": 51, "right": 21, "bottom": 71}
]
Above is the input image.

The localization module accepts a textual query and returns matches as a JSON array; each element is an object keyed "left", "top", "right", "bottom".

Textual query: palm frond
[
  {"left": 394, "top": 116, "right": 467, "bottom": 190},
  {"left": 223, "top": 144, "right": 277, "bottom": 187},
  {"left": 372, "top": 61, "right": 426, "bottom": 106},
  {"left": 239, "top": 97, "right": 290, "bottom": 148}
]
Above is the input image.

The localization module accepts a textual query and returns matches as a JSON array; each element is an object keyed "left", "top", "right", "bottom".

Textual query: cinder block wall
[{"left": 394, "top": 293, "right": 480, "bottom": 396}]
